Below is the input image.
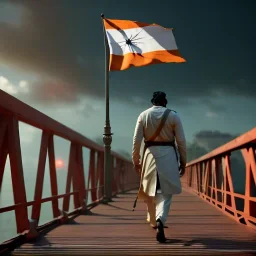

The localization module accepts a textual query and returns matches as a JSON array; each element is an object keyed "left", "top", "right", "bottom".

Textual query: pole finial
[{"left": 101, "top": 13, "right": 105, "bottom": 18}]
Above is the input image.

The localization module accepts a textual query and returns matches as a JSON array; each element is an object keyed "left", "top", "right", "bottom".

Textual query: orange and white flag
[{"left": 103, "top": 18, "right": 186, "bottom": 71}]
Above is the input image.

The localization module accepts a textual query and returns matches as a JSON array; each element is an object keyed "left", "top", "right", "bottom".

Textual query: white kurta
[{"left": 132, "top": 106, "right": 187, "bottom": 197}]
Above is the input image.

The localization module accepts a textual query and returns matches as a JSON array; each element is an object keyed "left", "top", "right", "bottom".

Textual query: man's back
[{"left": 133, "top": 105, "right": 186, "bottom": 168}]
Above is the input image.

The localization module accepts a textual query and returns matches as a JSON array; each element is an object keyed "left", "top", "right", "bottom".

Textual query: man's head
[{"left": 151, "top": 91, "right": 168, "bottom": 107}]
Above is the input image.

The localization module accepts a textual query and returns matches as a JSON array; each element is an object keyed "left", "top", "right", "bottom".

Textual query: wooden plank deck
[{"left": 12, "top": 190, "right": 256, "bottom": 256}]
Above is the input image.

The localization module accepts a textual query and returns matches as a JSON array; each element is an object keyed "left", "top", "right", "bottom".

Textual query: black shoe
[{"left": 156, "top": 218, "right": 166, "bottom": 243}]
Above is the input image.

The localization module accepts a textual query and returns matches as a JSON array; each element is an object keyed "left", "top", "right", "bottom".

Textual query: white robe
[{"left": 132, "top": 106, "right": 187, "bottom": 197}]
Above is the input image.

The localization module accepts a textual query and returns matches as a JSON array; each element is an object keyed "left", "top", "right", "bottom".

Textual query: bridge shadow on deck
[{"left": 12, "top": 190, "right": 256, "bottom": 256}]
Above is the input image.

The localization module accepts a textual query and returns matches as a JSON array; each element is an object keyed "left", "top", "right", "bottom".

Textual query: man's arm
[
  {"left": 132, "top": 114, "right": 144, "bottom": 167},
  {"left": 173, "top": 113, "right": 187, "bottom": 169}
]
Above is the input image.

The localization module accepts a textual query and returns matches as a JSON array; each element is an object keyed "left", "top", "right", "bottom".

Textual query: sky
[{"left": 0, "top": 0, "right": 255, "bottom": 157}]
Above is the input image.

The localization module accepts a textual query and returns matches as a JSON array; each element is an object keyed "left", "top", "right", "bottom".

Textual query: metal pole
[{"left": 101, "top": 14, "right": 113, "bottom": 203}]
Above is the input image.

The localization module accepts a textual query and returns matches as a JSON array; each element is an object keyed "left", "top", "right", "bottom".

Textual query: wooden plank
[{"left": 13, "top": 190, "right": 256, "bottom": 256}]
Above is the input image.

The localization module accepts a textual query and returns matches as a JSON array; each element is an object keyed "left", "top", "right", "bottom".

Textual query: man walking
[{"left": 132, "top": 91, "right": 187, "bottom": 243}]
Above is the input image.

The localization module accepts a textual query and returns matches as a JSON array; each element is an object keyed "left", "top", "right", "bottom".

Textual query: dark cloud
[
  {"left": 30, "top": 80, "right": 79, "bottom": 103},
  {"left": 187, "top": 130, "right": 241, "bottom": 162},
  {"left": 193, "top": 130, "right": 239, "bottom": 151},
  {"left": 0, "top": 0, "right": 104, "bottom": 103},
  {"left": 0, "top": 0, "right": 255, "bottom": 109},
  {"left": 187, "top": 142, "right": 208, "bottom": 162},
  {"left": 199, "top": 98, "right": 226, "bottom": 114}
]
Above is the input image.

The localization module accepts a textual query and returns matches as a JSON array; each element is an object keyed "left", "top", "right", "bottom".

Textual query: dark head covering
[{"left": 151, "top": 91, "right": 167, "bottom": 107}]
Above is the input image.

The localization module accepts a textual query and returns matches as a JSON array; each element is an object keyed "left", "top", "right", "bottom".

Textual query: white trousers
[{"left": 155, "top": 191, "right": 172, "bottom": 225}]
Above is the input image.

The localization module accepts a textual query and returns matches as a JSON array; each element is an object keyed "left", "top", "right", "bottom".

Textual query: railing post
[
  {"left": 242, "top": 147, "right": 256, "bottom": 223},
  {"left": 112, "top": 157, "right": 117, "bottom": 196},
  {"left": 72, "top": 145, "right": 80, "bottom": 210},
  {"left": 8, "top": 116, "right": 29, "bottom": 233},
  {"left": 95, "top": 152, "right": 101, "bottom": 201},
  {"left": 100, "top": 152, "right": 105, "bottom": 199},
  {"left": 211, "top": 158, "right": 218, "bottom": 202},
  {"left": 223, "top": 154, "right": 237, "bottom": 217},
  {"left": 122, "top": 161, "right": 127, "bottom": 192},
  {"left": 116, "top": 159, "right": 121, "bottom": 193},
  {"left": 76, "top": 145, "right": 86, "bottom": 211},
  {"left": 48, "top": 135, "right": 60, "bottom": 218},
  {"left": 31, "top": 131, "right": 49, "bottom": 223},
  {"left": 0, "top": 117, "right": 8, "bottom": 192},
  {"left": 103, "top": 144, "right": 112, "bottom": 203},
  {"left": 203, "top": 161, "right": 209, "bottom": 196},
  {"left": 63, "top": 143, "right": 76, "bottom": 213},
  {"left": 89, "top": 150, "right": 96, "bottom": 202},
  {"left": 215, "top": 156, "right": 222, "bottom": 202}
]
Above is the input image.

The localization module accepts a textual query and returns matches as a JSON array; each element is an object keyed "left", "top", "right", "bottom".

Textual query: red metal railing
[
  {"left": 181, "top": 127, "right": 256, "bottom": 230},
  {"left": 0, "top": 90, "right": 139, "bottom": 243}
]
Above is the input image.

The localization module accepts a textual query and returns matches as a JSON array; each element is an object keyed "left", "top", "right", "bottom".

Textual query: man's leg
[
  {"left": 155, "top": 192, "right": 172, "bottom": 243},
  {"left": 145, "top": 198, "right": 156, "bottom": 227},
  {"left": 155, "top": 193, "right": 172, "bottom": 226}
]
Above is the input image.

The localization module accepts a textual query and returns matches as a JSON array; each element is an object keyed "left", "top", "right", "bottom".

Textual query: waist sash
[
  {"left": 141, "top": 140, "right": 177, "bottom": 166},
  {"left": 144, "top": 140, "right": 175, "bottom": 149}
]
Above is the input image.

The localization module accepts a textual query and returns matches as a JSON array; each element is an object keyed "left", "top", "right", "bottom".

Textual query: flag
[{"left": 103, "top": 18, "right": 186, "bottom": 71}]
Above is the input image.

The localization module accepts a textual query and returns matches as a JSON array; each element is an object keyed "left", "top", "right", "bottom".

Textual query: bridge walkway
[{"left": 12, "top": 190, "right": 256, "bottom": 256}]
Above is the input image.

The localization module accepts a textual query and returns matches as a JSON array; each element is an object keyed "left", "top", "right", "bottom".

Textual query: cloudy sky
[{"left": 0, "top": 0, "right": 255, "bottom": 156}]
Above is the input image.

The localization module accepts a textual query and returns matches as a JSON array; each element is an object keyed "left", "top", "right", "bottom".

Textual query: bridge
[{"left": 0, "top": 89, "right": 255, "bottom": 256}]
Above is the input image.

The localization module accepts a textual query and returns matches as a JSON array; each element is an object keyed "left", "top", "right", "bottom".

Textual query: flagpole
[{"left": 101, "top": 13, "right": 113, "bottom": 203}]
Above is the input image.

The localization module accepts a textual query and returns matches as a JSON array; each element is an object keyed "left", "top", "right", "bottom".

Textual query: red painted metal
[
  {"left": 181, "top": 127, "right": 256, "bottom": 230},
  {"left": 88, "top": 150, "right": 96, "bottom": 202},
  {"left": 98, "top": 152, "right": 105, "bottom": 199},
  {"left": 0, "top": 90, "right": 139, "bottom": 243},
  {"left": 7, "top": 116, "right": 29, "bottom": 233},
  {"left": 48, "top": 135, "right": 60, "bottom": 218},
  {"left": 0, "top": 118, "right": 8, "bottom": 190},
  {"left": 76, "top": 145, "right": 86, "bottom": 210},
  {"left": 31, "top": 131, "right": 49, "bottom": 221},
  {"left": 0, "top": 192, "right": 78, "bottom": 214}
]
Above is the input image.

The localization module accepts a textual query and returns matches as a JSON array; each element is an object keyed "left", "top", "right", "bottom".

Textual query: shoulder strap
[{"left": 148, "top": 109, "right": 171, "bottom": 141}]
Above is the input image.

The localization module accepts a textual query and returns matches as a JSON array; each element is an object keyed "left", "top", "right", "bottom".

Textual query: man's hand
[
  {"left": 179, "top": 165, "right": 186, "bottom": 177},
  {"left": 134, "top": 164, "right": 142, "bottom": 174}
]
